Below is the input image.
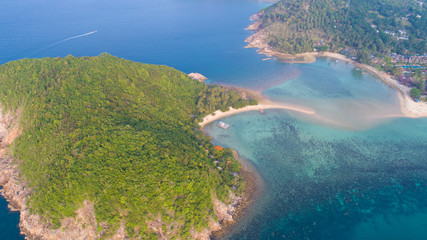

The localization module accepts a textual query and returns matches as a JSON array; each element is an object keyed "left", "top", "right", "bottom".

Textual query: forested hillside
[
  {"left": 0, "top": 54, "right": 256, "bottom": 238},
  {"left": 258, "top": 0, "right": 426, "bottom": 57}
]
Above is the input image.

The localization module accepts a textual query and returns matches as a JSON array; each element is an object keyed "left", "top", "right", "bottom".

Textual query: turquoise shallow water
[
  {"left": 1, "top": 0, "right": 426, "bottom": 239},
  {"left": 263, "top": 59, "right": 402, "bottom": 129},
  {"left": 205, "top": 111, "right": 427, "bottom": 240}
]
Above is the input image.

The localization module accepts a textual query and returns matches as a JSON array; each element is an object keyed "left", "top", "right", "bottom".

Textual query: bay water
[
  {"left": 0, "top": 191, "right": 24, "bottom": 239},
  {"left": 205, "top": 111, "right": 427, "bottom": 239},
  {"left": 0, "top": 0, "right": 425, "bottom": 239}
]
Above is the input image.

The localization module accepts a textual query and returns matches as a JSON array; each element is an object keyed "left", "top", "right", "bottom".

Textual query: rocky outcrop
[
  {"left": 0, "top": 109, "right": 25, "bottom": 213},
  {"left": 187, "top": 192, "right": 243, "bottom": 240},
  {"left": 244, "top": 29, "right": 269, "bottom": 50},
  {"left": 144, "top": 192, "right": 243, "bottom": 240},
  {"left": 245, "top": 12, "right": 262, "bottom": 31},
  {"left": 212, "top": 192, "right": 242, "bottom": 224},
  {"left": 188, "top": 73, "right": 207, "bottom": 82},
  {"left": 19, "top": 200, "right": 99, "bottom": 240},
  {"left": 245, "top": 12, "right": 317, "bottom": 64},
  {"left": 244, "top": 13, "right": 267, "bottom": 49}
]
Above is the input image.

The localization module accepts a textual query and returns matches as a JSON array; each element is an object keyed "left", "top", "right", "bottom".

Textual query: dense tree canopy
[
  {"left": 259, "top": 0, "right": 426, "bottom": 55},
  {"left": 0, "top": 54, "right": 256, "bottom": 238}
]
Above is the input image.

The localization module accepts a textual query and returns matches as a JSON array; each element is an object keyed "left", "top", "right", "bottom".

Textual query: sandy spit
[{"left": 199, "top": 103, "right": 315, "bottom": 128}]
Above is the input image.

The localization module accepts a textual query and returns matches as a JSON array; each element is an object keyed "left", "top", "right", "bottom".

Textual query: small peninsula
[
  {"left": 0, "top": 54, "right": 258, "bottom": 239},
  {"left": 199, "top": 89, "right": 315, "bottom": 128},
  {"left": 245, "top": 0, "right": 427, "bottom": 117}
]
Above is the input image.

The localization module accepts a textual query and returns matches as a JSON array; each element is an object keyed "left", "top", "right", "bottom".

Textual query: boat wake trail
[
  {"left": 33, "top": 30, "right": 97, "bottom": 54},
  {"left": 1, "top": 30, "right": 97, "bottom": 64}
]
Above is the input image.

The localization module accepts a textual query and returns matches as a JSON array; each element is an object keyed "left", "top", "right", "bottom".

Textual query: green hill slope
[
  {"left": 258, "top": 0, "right": 426, "bottom": 57},
  {"left": 0, "top": 54, "right": 256, "bottom": 238}
]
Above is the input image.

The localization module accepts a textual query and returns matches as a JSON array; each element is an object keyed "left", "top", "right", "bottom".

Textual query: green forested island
[
  {"left": 0, "top": 54, "right": 256, "bottom": 238},
  {"left": 259, "top": 0, "right": 426, "bottom": 56}
]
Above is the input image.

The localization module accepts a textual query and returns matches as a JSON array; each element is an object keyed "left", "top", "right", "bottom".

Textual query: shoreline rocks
[{"left": 188, "top": 73, "right": 207, "bottom": 82}]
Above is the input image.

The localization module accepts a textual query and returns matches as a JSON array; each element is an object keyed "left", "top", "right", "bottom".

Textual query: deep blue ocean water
[
  {"left": 1, "top": 0, "right": 426, "bottom": 239},
  {"left": 0, "top": 190, "right": 24, "bottom": 239}
]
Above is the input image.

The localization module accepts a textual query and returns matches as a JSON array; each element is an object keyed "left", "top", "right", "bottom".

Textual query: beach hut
[{"left": 217, "top": 121, "right": 230, "bottom": 130}]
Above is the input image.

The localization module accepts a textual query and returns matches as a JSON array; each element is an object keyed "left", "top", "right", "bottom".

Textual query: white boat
[{"left": 217, "top": 121, "right": 230, "bottom": 130}]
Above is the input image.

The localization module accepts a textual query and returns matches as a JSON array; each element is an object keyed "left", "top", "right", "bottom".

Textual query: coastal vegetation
[
  {"left": 259, "top": 0, "right": 426, "bottom": 56},
  {"left": 0, "top": 54, "right": 256, "bottom": 238},
  {"left": 410, "top": 68, "right": 425, "bottom": 99},
  {"left": 254, "top": 0, "right": 426, "bottom": 98}
]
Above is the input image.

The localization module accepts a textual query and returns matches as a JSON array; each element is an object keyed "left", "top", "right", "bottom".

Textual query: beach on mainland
[{"left": 244, "top": 14, "right": 427, "bottom": 119}]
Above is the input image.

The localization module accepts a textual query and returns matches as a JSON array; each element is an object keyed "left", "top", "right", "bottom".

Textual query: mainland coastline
[{"left": 244, "top": 13, "right": 427, "bottom": 119}]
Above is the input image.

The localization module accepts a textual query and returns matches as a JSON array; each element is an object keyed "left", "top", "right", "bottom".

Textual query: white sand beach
[{"left": 199, "top": 103, "right": 315, "bottom": 128}]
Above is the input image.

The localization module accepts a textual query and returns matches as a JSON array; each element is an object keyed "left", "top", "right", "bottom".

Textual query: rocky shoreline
[
  {"left": 210, "top": 150, "right": 264, "bottom": 239},
  {"left": 244, "top": 13, "right": 316, "bottom": 64},
  {"left": 188, "top": 73, "right": 208, "bottom": 82}
]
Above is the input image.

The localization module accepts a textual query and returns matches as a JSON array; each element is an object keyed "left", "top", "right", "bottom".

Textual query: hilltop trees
[{"left": 258, "top": 0, "right": 426, "bottom": 56}]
